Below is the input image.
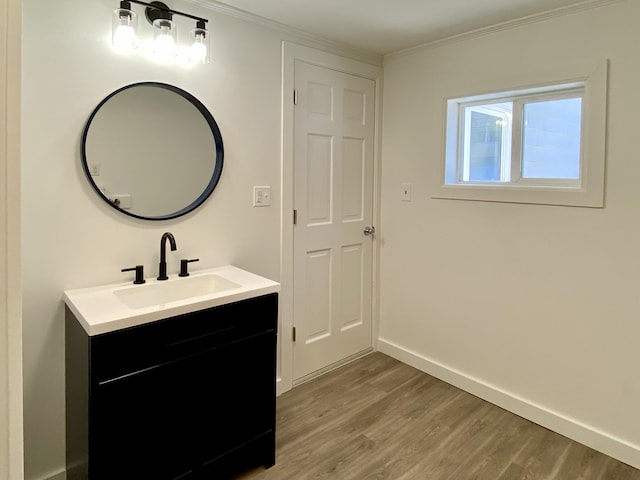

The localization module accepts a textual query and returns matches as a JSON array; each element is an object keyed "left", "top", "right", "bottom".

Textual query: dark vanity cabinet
[{"left": 66, "top": 293, "right": 278, "bottom": 480}]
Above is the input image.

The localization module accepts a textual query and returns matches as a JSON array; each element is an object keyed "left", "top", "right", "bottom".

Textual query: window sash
[
  {"left": 459, "top": 105, "right": 512, "bottom": 183},
  {"left": 455, "top": 87, "right": 584, "bottom": 187}
]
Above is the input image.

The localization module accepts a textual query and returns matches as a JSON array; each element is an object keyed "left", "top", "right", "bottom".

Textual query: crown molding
[
  {"left": 180, "top": 0, "right": 623, "bottom": 65},
  {"left": 181, "top": 0, "right": 384, "bottom": 66},
  {"left": 386, "top": 0, "right": 626, "bottom": 60}
]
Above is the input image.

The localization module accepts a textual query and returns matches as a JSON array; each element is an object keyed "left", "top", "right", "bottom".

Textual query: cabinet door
[
  {"left": 88, "top": 294, "right": 278, "bottom": 479},
  {"left": 195, "top": 332, "right": 276, "bottom": 471},
  {"left": 92, "top": 357, "right": 197, "bottom": 480},
  {"left": 91, "top": 333, "right": 275, "bottom": 479}
]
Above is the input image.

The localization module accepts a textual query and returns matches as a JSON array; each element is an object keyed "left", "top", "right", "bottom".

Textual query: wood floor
[{"left": 235, "top": 352, "right": 640, "bottom": 480}]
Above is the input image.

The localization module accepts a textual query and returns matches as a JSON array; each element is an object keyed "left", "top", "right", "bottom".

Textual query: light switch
[
  {"left": 401, "top": 183, "right": 412, "bottom": 202},
  {"left": 253, "top": 186, "right": 271, "bottom": 207}
]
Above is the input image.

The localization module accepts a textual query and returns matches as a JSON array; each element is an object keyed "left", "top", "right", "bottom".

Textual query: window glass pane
[
  {"left": 464, "top": 102, "right": 511, "bottom": 182},
  {"left": 522, "top": 97, "right": 582, "bottom": 179},
  {"left": 468, "top": 111, "right": 502, "bottom": 181}
]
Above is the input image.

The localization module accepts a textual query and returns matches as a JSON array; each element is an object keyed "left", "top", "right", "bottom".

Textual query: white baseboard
[{"left": 378, "top": 337, "right": 640, "bottom": 470}]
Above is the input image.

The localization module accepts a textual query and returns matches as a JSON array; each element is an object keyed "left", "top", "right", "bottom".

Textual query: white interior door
[{"left": 293, "top": 60, "right": 376, "bottom": 381}]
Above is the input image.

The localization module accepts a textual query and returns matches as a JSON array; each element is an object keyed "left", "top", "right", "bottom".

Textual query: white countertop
[{"left": 63, "top": 265, "right": 280, "bottom": 336}]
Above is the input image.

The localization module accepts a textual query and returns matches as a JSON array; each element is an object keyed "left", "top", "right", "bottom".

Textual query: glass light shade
[
  {"left": 189, "top": 26, "right": 209, "bottom": 64},
  {"left": 112, "top": 8, "right": 138, "bottom": 51},
  {"left": 152, "top": 19, "right": 177, "bottom": 60}
]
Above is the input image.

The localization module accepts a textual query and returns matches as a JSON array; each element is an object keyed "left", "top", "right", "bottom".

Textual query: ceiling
[{"left": 209, "top": 0, "right": 593, "bottom": 55}]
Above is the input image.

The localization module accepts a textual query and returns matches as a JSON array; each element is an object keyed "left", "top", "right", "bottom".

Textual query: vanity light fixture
[{"left": 111, "top": 0, "right": 210, "bottom": 63}]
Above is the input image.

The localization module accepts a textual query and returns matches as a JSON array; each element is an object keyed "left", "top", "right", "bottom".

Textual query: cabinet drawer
[{"left": 91, "top": 293, "right": 277, "bottom": 383}]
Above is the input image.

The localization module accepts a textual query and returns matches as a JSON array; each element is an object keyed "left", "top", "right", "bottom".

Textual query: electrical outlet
[
  {"left": 253, "top": 186, "right": 271, "bottom": 207},
  {"left": 107, "top": 194, "right": 131, "bottom": 209},
  {"left": 90, "top": 162, "right": 100, "bottom": 176}
]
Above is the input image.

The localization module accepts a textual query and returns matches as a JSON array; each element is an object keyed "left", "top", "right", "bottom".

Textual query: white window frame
[{"left": 433, "top": 61, "right": 608, "bottom": 208}]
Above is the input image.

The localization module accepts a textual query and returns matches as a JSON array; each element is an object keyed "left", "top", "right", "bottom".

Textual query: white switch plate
[
  {"left": 253, "top": 186, "right": 271, "bottom": 207},
  {"left": 401, "top": 183, "right": 412, "bottom": 202}
]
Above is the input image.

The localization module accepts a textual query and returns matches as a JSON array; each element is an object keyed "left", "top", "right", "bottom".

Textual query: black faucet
[{"left": 157, "top": 232, "right": 177, "bottom": 280}]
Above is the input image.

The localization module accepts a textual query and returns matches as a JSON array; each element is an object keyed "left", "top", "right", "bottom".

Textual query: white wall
[
  {"left": 21, "top": 0, "right": 289, "bottom": 477},
  {"left": 379, "top": 0, "right": 640, "bottom": 468}
]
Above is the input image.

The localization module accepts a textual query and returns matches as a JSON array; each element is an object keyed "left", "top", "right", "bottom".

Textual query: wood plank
[{"left": 235, "top": 353, "right": 640, "bottom": 480}]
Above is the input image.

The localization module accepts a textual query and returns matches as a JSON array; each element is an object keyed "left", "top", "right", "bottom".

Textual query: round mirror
[{"left": 81, "top": 82, "right": 224, "bottom": 220}]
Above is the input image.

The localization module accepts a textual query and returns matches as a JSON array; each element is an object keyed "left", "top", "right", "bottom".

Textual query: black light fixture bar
[{"left": 127, "top": 0, "right": 208, "bottom": 24}]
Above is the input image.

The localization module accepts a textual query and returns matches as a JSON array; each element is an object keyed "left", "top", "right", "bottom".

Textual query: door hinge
[
  {"left": 293, "top": 89, "right": 298, "bottom": 106},
  {"left": 292, "top": 326, "right": 297, "bottom": 342},
  {"left": 293, "top": 209, "right": 298, "bottom": 225}
]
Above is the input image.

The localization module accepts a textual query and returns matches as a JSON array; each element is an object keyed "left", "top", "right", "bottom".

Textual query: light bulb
[
  {"left": 190, "top": 34, "right": 207, "bottom": 63},
  {"left": 153, "top": 20, "right": 177, "bottom": 60},
  {"left": 155, "top": 32, "right": 175, "bottom": 53},
  {"left": 112, "top": 7, "right": 137, "bottom": 51},
  {"left": 114, "top": 24, "right": 135, "bottom": 50}
]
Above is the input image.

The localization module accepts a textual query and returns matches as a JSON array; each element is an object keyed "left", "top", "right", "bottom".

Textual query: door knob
[{"left": 363, "top": 226, "right": 375, "bottom": 236}]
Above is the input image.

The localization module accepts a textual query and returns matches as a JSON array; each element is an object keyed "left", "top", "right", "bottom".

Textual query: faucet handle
[
  {"left": 121, "top": 265, "right": 146, "bottom": 284},
  {"left": 178, "top": 258, "right": 200, "bottom": 277}
]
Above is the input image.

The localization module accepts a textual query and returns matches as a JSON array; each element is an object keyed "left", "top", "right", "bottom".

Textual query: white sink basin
[
  {"left": 114, "top": 274, "right": 241, "bottom": 309},
  {"left": 63, "top": 265, "right": 280, "bottom": 336}
]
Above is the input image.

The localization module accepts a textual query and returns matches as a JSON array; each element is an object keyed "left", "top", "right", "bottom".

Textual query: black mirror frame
[{"left": 81, "top": 82, "right": 224, "bottom": 221}]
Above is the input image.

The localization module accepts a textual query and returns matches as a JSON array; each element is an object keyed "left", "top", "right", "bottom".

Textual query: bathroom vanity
[{"left": 64, "top": 266, "right": 280, "bottom": 480}]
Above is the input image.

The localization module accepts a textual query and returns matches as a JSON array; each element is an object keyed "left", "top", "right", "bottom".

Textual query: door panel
[
  {"left": 293, "top": 60, "right": 375, "bottom": 380},
  {"left": 341, "top": 244, "right": 364, "bottom": 331},
  {"left": 342, "top": 137, "right": 365, "bottom": 221},
  {"left": 304, "top": 248, "right": 332, "bottom": 342},
  {"left": 306, "top": 134, "right": 333, "bottom": 225}
]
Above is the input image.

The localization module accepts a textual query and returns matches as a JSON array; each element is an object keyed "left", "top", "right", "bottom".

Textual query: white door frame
[
  {"left": 278, "top": 42, "right": 383, "bottom": 395},
  {"left": 1, "top": 0, "right": 24, "bottom": 478}
]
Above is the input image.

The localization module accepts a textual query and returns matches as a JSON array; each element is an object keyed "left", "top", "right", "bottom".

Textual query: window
[
  {"left": 434, "top": 62, "right": 607, "bottom": 207},
  {"left": 446, "top": 84, "right": 583, "bottom": 187}
]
